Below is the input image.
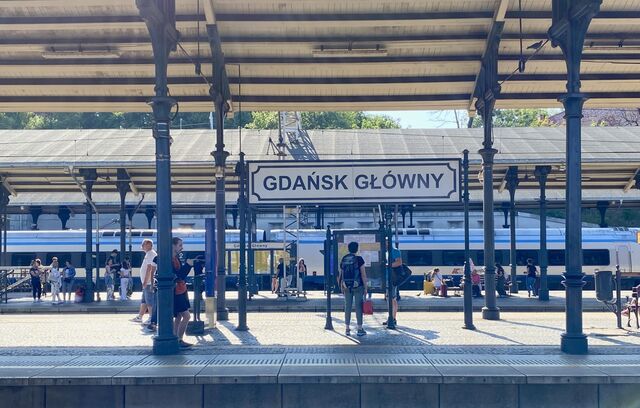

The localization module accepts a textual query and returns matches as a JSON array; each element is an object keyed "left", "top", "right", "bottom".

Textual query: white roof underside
[{"left": 0, "top": 0, "right": 640, "bottom": 111}]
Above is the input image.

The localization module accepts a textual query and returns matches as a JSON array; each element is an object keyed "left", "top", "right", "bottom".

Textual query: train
[{"left": 2, "top": 227, "right": 639, "bottom": 291}]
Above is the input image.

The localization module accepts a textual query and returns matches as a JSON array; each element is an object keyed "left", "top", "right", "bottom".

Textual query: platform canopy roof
[
  {"left": 1, "top": 0, "right": 640, "bottom": 113},
  {"left": 1, "top": 127, "right": 640, "bottom": 213}
]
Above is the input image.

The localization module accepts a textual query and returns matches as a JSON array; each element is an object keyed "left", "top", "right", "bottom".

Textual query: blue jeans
[
  {"left": 526, "top": 277, "right": 536, "bottom": 295},
  {"left": 344, "top": 285, "right": 364, "bottom": 328}
]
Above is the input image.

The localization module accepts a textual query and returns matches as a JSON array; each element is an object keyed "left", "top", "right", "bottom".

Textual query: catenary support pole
[
  {"left": 535, "top": 165, "right": 551, "bottom": 301},
  {"left": 506, "top": 166, "right": 519, "bottom": 294},
  {"left": 549, "top": 0, "right": 601, "bottom": 355},
  {"left": 462, "top": 150, "right": 475, "bottom": 330},
  {"left": 236, "top": 153, "right": 248, "bottom": 331},
  {"left": 137, "top": 0, "right": 180, "bottom": 355},
  {"left": 324, "top": 226, "right": 334, "bottom": 330}
]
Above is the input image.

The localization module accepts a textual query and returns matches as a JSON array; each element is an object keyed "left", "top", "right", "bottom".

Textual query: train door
[{"left": 616, "top": 246, "right": 632, "bottom": 273}]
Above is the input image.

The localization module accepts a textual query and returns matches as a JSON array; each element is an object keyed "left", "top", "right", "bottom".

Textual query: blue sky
[{"left": 367, "top": 110, "right": 468, "bottom": 129}]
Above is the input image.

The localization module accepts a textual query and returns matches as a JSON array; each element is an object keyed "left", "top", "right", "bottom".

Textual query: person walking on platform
[
  {"left": 29, "top": 259, "right": 42, "bottom": 302},
  {"left": 525, "top": 258, "right": 538, "bottom": 298},
  {"left": 62, "top": 260, "right": 76, "bottom": 303},
  {"left": 338, "top": 241, "right": 368, "bottom": 337},
  {"left": 48, "top": 257, "right": 62, "bottom": 305},
  {"left": 131, "top": 239, "right": 157, "bottom": 323}
]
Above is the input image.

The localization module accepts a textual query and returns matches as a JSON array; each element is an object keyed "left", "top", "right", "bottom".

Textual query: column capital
[
  {"left": 505, "top": 166, "right": 519, "bottom": 195},
  {"left": 548, "top": 0, "right": 602, "bottom": 94},
  {"left": 478, "top": 147, "right": 498, "bottom": 164}
]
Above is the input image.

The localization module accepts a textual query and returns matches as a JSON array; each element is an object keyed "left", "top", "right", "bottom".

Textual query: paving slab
[
  {"left": 518, "top": 384, "right": 598, "bottom": 408},
  {"left": 278, "top": 353, "right": 359, "bottom": 383},
  {"left": 32, "top": 355, "right": 147, "bottom": 385},
  {"left": 355, "top": 353, "right": 442, "bottom": 383},
  {"left": 113, "top": 355, "right": 215, "bottom": 385},
  {"left": 426, "top": 355, "right": 525, "bottom": 384},
  {"left": 196, "top": 354, "right": 284, "bottom": 384},
  {"left": 511, "top": 365, "right": 610, "bottom": 384},
  {"left": 0, "top": 356, "right": 78, "bottom": 386}
]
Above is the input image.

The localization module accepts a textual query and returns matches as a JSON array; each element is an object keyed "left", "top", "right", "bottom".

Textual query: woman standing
[
  {"left": 29, "top": 260, "right": 42, "bottom": 302},
  {"left": 62, "top": 260, "right": 76, "bottom": 303},
  {"left": 171, "top": 237, "right": 193, "bottom": 348},
  {"left": 105, "top": 259, "right": 116, "bottom": 301},
  {"left": 48, "top": 257, "right": 62, "bottom": 305},
  {"left": 119, "top": 259, "right": 131, "bottom": 301},
  {"left": 297, "top": 258, "right": 307, "bottom": 290}
]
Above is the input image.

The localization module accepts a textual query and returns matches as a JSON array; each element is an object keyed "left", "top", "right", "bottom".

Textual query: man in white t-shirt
[{"left": 130, "top": 239, "right": 157, "bottom": 323}]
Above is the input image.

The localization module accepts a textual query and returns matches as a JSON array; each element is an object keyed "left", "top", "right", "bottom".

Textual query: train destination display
[{"left": 248, "top": 159, "right": 461, "bottom": 204}]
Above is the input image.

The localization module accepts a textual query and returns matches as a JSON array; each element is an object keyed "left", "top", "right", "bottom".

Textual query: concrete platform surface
[
  {"left": 0, "top": 352, "right": 639, "bottom": 386},
  {"left": 0, "top": 289, "right": 617, "bottom": 314}
]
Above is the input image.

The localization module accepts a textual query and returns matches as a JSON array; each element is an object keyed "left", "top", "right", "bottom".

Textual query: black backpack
[{"left": 341, "top": 254, "right": 360, "bottom": 288}]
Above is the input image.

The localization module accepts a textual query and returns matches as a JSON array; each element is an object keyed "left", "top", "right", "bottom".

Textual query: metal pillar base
[
  {"left": 482, "top": 307, "right": 500, "bottom": 320},
  {"left": 538, "top": 288, "right": 549, "bottom": 301},
  {"left": 152, "top": 337, "right": 180, "bottom": 355},
  {"left": 217, "top": 309, "right": 229, "bottom": 321},
  {"left": 560, "top": 333, "right": 588, "bottom": 354}
]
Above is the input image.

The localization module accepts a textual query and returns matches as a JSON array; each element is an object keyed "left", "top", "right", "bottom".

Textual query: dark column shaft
[
  {"left": 549, "top": 0, "right": 601, "bottom": 355},
  {"left": 237, "top": 153, "right": 248, "bottom": 331},
  {"left": 462, "top": 150, "right": 475, "bottom": 330},
  {"left": 480, "top": 123, "right": 499, "bottom": 320},
  {"left": 536, "top": 166, "right": 551, "bottom": 301},
  {"left": 506, "top": 167, "right": 519, "bottom": 294},
  {"left": 214, "top": 99, "right": 229, "bottom": 321}
]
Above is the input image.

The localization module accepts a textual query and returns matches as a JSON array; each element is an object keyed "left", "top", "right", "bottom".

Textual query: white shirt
[
  {"left": 432, "top": 271, "right": 443, "bottom": 288},
  {"left": 49, "top": 267, "right": 62, "bottom": 284},
  {"left": 139, "top": 249, "right": 157, "bottom": 285}
]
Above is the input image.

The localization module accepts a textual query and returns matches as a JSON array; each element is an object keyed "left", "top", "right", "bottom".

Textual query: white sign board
[{"left": 248, "top": 159, "right": 460, "bottom": 204}]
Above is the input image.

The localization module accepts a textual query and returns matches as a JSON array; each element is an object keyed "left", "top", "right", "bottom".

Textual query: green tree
[
  {"left": 244, "top": 112, "right": 278, "bottom": 129},
  {"left": 471, "top": 109, "right": 553, "bottom": 128}
]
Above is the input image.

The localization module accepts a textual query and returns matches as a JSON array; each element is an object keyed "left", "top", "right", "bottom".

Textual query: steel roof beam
[{"left": 468, "top": 0, "right": 509, "bottom": 115}]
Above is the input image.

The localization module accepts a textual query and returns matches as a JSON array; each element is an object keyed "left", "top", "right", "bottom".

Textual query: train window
[
  {"left": 142, "top": 231, "right": 153, "bottom": 237},
  {"left": 418, "top": 229, "right": 430, "bottom": 235},
  {"left": 442, "top": 250, "right": 465, "bottom": 266},
  {"left": 11, "top": 253, "right": 34, "bottom": 267},
  {"left": 102, "top": 232, "right": 114, "bottom": 237},
  {"left": 583, "top": 249, "right": 610, "bottom": 266},
  {"left": 406, "top": 250, "right": 433, "bottom": 266},
  {"left": 516, "top": 250, "right": 539, "bottom": 266},
  {"left": 405, "top": 229, "right": 418, "bottom": 235},
  {"left": 548, "top": 250, "right": 564, "bottom": 266}
]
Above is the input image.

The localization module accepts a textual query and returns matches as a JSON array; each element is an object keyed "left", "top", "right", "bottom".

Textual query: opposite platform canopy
[
  {"left": 1, "top": 127, "right": 640, "bottom": 212},
  {"left": 1, "top": 0, "right": 640, "bottom": 112}
]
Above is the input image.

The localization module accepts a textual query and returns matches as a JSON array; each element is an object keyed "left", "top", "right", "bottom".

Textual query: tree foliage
[
  {"left": 471, "top": 109, "right": 554, "bottom": 128},
  {"left": 1, "top": 111, "right": 399, "bottom": 130}
]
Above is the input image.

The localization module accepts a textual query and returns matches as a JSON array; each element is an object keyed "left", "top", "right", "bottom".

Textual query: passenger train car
[
  {"left": 270, "top": 227, "right": 640, "bottom": 290},
  {"left": 3, "top": 227, "right": 639, "bottom": 290}
]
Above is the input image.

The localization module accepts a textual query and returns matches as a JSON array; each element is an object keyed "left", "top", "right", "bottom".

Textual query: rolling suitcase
[{"left": 440, "top": 284, "right": 448, "bottom": 298}]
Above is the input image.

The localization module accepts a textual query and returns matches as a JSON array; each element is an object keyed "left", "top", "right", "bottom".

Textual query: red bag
[
  {"left": 363, "top": 299, "right": 373, "bottom": 315},
  {"left": 175, "top": 280, "right": 187, "bottom": 295}
]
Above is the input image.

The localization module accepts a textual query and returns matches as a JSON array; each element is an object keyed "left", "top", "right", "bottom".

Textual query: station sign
[
  {"left": 225, "top": 242, "right": 283, "bottom": 250},
  {"left": 248, "top": 159, "right": 460, "bottom": 205}
]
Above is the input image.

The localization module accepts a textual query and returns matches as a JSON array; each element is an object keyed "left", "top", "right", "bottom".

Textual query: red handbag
[{"left": 363, "top": 299, "right": 373, "bottom": 315}]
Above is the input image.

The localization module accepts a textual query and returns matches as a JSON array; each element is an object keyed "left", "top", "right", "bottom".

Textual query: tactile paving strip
[
  {"left": 211, "top": 356, "right": 283, "bottom": 366},
  {"left": 284, "top": 355, "right": 355, "bottom": 365},
  {"left": 357, "top": 355, "right": 430, "bottom": 366},
  {"left": 136, "top": 356, "right": 217, "bottom": 367},
  {"left": 61, "top": 356, "right": 146, "bottom": 367},
  {"left": 0, "top": 356, "right": 74, "bottom": 367},
  {"left": 427, "top": 356, "right": 505, "bottom": 366}
]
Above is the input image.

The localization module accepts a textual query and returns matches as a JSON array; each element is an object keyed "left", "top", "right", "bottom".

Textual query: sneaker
[
  {"left": 179, "top": 340, "right": 193, "bottom": 348},
  {"left": 382, "top": 319, "right": 397, "bottom": 326},
  {"left": 345, "top": 328, "right": 351, "bottom": 336},
  {"left": 143, "top": 319, "right": 151, "bottom": 325},
  {"left": 356, "top": 329, "right": 367, "bottom": 337},
  {"left": 32, "top": 300, "right": 37, "bottom": 303},
  {"left": 130, "top": 316, "right": 142, "bottom": 323},
  {"left": 143, "top": 324, "right": 156, "bottom": 333}
]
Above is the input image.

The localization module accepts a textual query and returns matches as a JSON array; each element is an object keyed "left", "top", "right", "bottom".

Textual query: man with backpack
[{"left": 338, "top": 241, "right": 368, "bottom": 337}]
